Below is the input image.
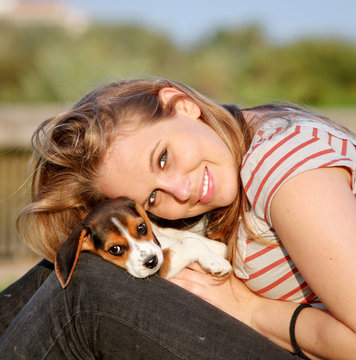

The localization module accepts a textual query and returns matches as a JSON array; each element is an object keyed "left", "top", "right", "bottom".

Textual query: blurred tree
[
  {"left": 0, "top": 22, "right": 183, "bottom": 103},
  {"left": 240, "top": 38, "right": 356, "bottom": 105},
  {"left": 185, "top": 25, "right": 268, "bottom": 103},
  {"left": 0, "top": 21, "right": 355, "bottom": 106}
]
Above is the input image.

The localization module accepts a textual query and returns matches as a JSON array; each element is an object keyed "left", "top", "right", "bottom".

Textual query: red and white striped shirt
[{"left": 235, "top": 117, "right": 356, "bottom": 308}]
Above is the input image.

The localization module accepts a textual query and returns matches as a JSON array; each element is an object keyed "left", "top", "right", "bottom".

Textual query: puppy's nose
[{"left": 144, "top": 255, "right": 158, "bottom": 269}]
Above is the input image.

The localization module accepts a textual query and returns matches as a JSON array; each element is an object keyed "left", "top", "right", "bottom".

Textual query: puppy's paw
[{"left": 203, "top": 256, "right": 232, "bottom": 276}]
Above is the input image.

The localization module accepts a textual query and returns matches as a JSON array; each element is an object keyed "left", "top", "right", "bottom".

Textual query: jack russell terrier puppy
[{"left": 55, "top": 196, "right": 232, "bottom": 288}]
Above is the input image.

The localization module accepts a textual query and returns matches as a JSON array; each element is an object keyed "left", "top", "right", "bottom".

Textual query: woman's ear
[{"left": 159, "top": 87, "right": 201, "bottom": 119}]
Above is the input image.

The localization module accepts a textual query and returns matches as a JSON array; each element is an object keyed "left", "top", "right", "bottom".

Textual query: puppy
[{"left": 55, "top": 196, "right": 232, "bottom": 288}]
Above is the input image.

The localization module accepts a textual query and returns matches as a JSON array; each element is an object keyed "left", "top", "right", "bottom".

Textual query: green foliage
[{"left": 0, "top": 21, "right": 355, "bottom": 106}]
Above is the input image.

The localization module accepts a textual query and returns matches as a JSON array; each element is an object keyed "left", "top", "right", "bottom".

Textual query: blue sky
[{"left": 68, "top": 0, "right": 356, "bottom": 45}]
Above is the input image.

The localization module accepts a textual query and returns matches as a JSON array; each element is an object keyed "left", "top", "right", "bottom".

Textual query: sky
[{"left": 67, "top": 0, "right": 356, "bottom": 46}]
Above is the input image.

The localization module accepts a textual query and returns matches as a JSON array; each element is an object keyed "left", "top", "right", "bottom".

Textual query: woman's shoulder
[
  {"left": 241, "top": 114, "right": 356, "bottom": 225},
  {"left": 270, "top": 115, "right": 352, "bottom": 135},
  {"left": 245, "top": 114, "right": 356, "bottom": 162}
]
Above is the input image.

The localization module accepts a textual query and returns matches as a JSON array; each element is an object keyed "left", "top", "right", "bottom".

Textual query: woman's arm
[
  {"left": 170, "top": 166, "right": 356, "bottom": 359},
  {"left": 269, "top": 166, "right": 356, "bottom": 358},
  {"left": 270, "top": 167, "right": 356, "bottom": 329},
  {"left": 252, "top": 291, "right": 356, "bottom": 360}
]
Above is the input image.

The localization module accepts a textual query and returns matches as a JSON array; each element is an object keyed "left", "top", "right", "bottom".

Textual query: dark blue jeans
[{"left": 0, "top": 252, "right": 300, "bottom": 359}]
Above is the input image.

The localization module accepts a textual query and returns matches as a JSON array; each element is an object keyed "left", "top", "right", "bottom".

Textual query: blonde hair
[{"left": 17, "top": 78, "right": 251, "bottom": 262}]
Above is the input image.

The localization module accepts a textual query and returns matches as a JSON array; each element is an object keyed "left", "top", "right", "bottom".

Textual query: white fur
[{"left": 151, "top": 224, "right": 232, "bottom": 278}]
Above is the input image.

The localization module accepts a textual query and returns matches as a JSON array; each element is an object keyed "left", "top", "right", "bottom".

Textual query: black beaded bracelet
[{"left": 289, "top": 303, "right": 312, "bottom": 359}]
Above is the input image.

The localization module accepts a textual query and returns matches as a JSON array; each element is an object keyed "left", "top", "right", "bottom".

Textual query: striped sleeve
[{"left": 241, "top": 123, "right": 356, "bottom": 226}]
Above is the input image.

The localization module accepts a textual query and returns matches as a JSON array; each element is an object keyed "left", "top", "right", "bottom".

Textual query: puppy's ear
[{"left": 55, "top": 224, "right": 90, "bottom": 289}]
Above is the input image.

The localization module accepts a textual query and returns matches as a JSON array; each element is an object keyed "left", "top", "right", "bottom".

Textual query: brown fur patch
[
  {"left": 158, "top": 249, "right": 172, "bottom": 278},
  {"left": 125, "top": 208, "right": 156, "bottom": 242},
  {"left": 98, "top": 231, "right": 130, "bottom": 270},
  {"left": 133, "top": 203, "right": 155, "bottom": 236}
]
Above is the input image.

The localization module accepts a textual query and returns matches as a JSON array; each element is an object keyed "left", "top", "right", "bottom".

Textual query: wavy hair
[{"left": 17, "top": 78, "right": 252, "bottom": 262}]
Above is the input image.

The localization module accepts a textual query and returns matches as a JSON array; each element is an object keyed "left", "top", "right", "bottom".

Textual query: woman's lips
[{"left": 198, "top": 167, "right": 214, "bottom": 203}]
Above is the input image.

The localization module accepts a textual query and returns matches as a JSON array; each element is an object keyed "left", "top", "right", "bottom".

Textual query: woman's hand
[{"left": 169, "top": 262, "right": 258, "bottom": 327}]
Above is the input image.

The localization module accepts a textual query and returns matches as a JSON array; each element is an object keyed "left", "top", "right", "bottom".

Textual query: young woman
[{"left": 1, "top": 78, "right": 355, "bottom": 359}]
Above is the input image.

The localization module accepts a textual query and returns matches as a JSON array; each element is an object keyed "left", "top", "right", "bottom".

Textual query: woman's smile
[{"left": 198, "top": 167, "right": 215, "bottom": 204}]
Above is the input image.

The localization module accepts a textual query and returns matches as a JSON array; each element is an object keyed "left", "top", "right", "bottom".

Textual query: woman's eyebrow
[{"left": 149, "top": 140, "right": 161, "bottom": 172}]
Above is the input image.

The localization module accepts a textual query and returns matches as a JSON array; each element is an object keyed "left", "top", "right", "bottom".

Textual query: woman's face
[{"left": 97, "top": 103, "right": 238, "bottom": 220}]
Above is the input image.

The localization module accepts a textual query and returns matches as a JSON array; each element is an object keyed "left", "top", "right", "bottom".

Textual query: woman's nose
[{"left": 158, "top": 175, "right": 192, "bottom": 202}]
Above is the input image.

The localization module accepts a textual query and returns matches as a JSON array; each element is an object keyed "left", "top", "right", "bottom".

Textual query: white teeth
[{"left": 201, "top": 169, "right": 209, "bottom": 200}]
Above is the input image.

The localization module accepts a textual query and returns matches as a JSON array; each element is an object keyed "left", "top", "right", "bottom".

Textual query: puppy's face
[
  {"left": 55, "top": 197, "right": 164, "bottom": 288},
  {"left": 83, "top": 197, "right": 164, "bottom": 278}
]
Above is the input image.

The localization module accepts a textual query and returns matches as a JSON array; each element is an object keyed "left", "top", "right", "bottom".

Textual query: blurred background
[{"left": 1, "top": 0, "right": 356, "bottom": 288}]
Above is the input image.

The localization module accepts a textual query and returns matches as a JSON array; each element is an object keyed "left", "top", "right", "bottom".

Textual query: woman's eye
[
  {"left": 109, "top": 245, "right": 126, "bottom": 256},
  {"left": 148, "top": 190, "right": 157, "bottom": 207},
  {"left": 159, "top": 150, "right": 167, "bottom": 169},
  {"left": 147, "top": 150, "right": 166, "bottom": 208}
]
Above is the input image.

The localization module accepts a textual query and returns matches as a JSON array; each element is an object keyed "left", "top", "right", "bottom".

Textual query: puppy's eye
[
  {"left": 109, "top": 245, "right": 126, "bottom": 256},
  {"left": 137, "top": 222, "right": 147, "bottom": 236}
]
